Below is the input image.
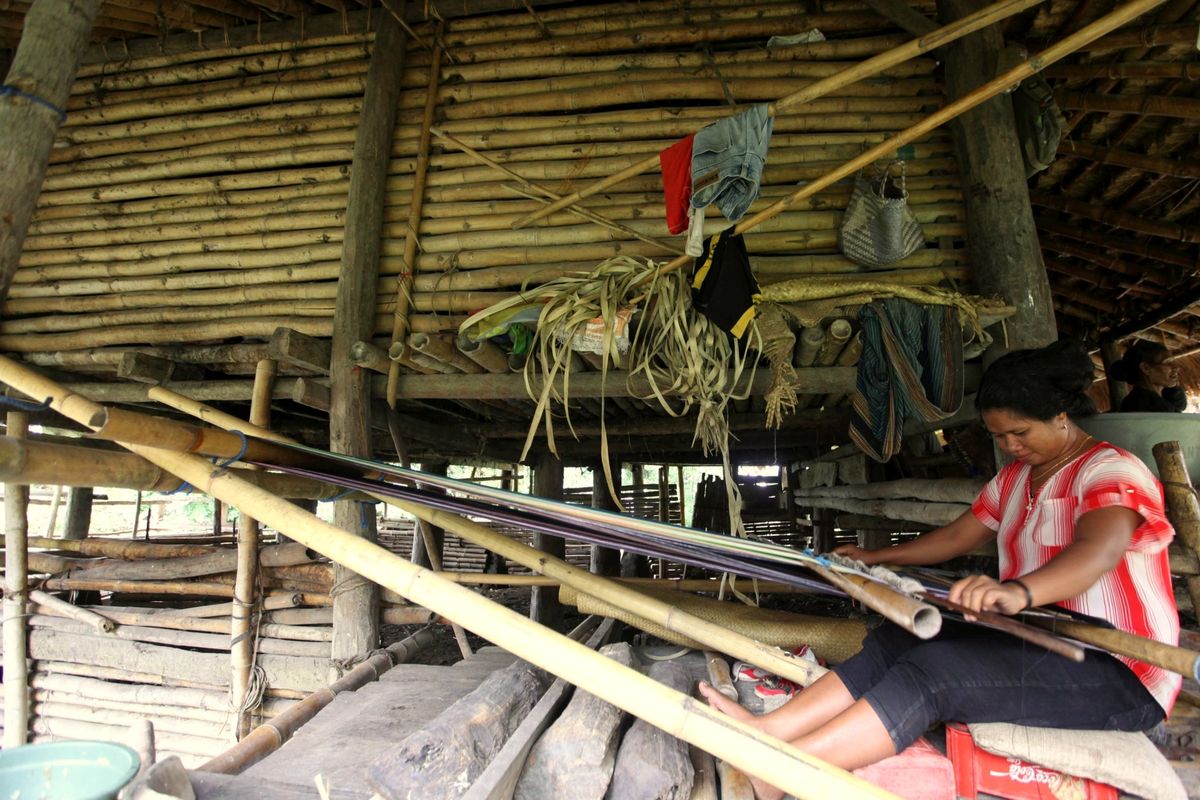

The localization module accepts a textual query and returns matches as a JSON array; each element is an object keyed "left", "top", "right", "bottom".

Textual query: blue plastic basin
[{"left": 0, "top": 741, "right": 140, "bottom": 800}]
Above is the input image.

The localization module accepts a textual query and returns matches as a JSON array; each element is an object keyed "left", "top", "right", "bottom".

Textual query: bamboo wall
[{"left": 3, "top": 0, "right": 966, "bottom": 403}]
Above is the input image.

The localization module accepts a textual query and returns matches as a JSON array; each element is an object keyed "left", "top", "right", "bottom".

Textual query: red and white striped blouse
[{"left": 971, "top": 441, "right": 1181, "bottom": 713}]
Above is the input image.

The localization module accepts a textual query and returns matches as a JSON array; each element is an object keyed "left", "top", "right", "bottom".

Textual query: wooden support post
[
  {"left": 531, "top": 452, "right": 565, "bottom": 630},
  {"left": 329, "top": 11, "right": 409, "bottom": 665},
  {"left": 621, "top": 466, "right": 653, "bottom": 578},
  {"left": 232, "top": 359, "right": 275, "bottom": 738},
  {"left": 589, "top": 457, "right": 622, "bottom": 576},
  {"left": 62, "top": 487, "right": 93, "bottom": 541},
  {"left": 409, "top": 461, "right": 448, "bottom": 569},
  {"left": 3, "top": 411, "right": 30, "bottom": 746},
  {"left": 937, "top": 0, "right": 1057, "bottom": 358},
  {"left": 1099, "top": 340, "right": 1129, "bottom": 410},
  {"left": 0, "top": 0, "right": 103, "bottom": 302}
]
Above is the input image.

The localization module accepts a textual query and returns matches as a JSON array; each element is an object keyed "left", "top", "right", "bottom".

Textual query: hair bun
[{"left": 977, "top": 339, "right": 1097, "bottom": 420}]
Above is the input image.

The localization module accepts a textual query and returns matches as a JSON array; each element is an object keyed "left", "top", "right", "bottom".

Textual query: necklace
[{"left": 1026, "top": 435, "right": 1094, "bottom": 511}]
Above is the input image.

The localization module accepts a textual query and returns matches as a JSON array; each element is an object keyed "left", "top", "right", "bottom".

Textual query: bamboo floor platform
[{"left": 189, "top": 646, "right": 522, "bottom": 798}]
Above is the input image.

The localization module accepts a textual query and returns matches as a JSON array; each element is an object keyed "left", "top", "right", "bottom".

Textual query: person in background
[
  {"left": 1111, "top": 340, "right": 1187, "bottom": 413},
  {"left": 697, "top": 340, "right": 1178, "bottom": 800}
]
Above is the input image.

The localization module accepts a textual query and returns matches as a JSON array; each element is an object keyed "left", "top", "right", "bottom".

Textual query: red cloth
[
  {"left": 659, "top": 134, "right": 695, "bottom": 235},
  {"left": 971, "top": 442, "right": 1180, "bottom": 712}
]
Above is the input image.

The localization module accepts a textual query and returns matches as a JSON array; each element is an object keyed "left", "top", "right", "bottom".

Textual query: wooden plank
[
  {"left": 608, "top": 660, "right": 696, "bottom": 799},
  {"left": 28, "top": 629, "right": 326, "bottom": 692},
  {"left": 366, "top": 660, "right": 549, "bottom": 799},
  {"left": 464, "top": 620, "right": 616, "bottom": 800},
  {"left": 270, "top": 329, "right": 332, "bottom": 375},
  {"left": 117, "top": 352, "right": 205, "bottom": 384},
  {"left": 513, "top": 642, "right": 638, "bottom": 800}
]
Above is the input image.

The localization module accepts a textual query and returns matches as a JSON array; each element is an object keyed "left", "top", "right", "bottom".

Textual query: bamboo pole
[
  {"left": 32, "top": 604, "right": 331, "bottom": 642},
  {"left": 3, "top": 411, "right": 30, "bottom": 747},
  {"left": 386, "top": 34, "right": 444, "bottom": 401},
  {"left": 28, "top": 589, "right": 115, "bottom": 633},
  {"left": 232, "top": 358, "right": 275, "bottom": 737},
  {"left": 0, "top": 358, "right": 892, "bottom": 798},
  {"left": 509, "top": 0, "right": 1049, "bottom": 229}
]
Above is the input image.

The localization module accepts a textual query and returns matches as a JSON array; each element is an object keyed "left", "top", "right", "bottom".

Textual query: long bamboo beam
[
  {"left": 625, "top": 0, "right": 1173, "bottom": 292},
  {"left": 507, "top": 0, "right": 1050, "bottom": 229},
  {"left": 0, "top": 357, "right": 894, "bottom": 800}
]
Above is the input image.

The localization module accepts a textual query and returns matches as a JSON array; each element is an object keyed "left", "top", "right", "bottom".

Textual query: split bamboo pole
[
  {"left": 3, "top": 411, "right": 30, "bottom": 747},
  {"left": 28, "top": 589, "right": 115, "bottom": 633},
  {"left": 0, "top": 357, "right": 891, "bottom": 799},
  {"left": 629, "top": 0, "right": 1173, "bottom": 293},
  {"left": 386, "top": 35, "right": 444, "bottom": 397},
  {"left": 509, "top": 0, "right": 1048, "bottom": 229}
]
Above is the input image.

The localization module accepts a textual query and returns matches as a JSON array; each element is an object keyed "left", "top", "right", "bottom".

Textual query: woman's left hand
[{"left": 948, "top": 574, "right": 1028, "bottom": 619}]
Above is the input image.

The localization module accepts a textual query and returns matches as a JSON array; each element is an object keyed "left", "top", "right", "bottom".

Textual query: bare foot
[{"left": 697, "top": 681, "right": 757, "bottom": 724}]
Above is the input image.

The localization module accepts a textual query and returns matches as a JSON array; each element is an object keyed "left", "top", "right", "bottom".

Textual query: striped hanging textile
[{"left": 848, "top": 297, "right": 964, "bottom": 462}]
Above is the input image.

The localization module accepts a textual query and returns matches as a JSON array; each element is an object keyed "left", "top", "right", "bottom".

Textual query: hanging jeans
[{"left": 690, "top": 103, "right": 773, "bottom": 223}]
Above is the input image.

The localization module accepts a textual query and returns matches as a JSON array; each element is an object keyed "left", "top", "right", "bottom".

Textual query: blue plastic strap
[
  {"left": 0, "top": 85, "right": 67, "bottom": 122},
  {"left": 0, "top": 394, "right": 52, "bottom": 413},
  {"left": 211, "top": 430, "right": 249, "bottom": 476}
]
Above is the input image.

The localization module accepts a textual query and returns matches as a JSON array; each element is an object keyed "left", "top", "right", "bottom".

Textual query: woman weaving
[{"left": 698, "top": 340, "right": 1179, "bottom": 798}]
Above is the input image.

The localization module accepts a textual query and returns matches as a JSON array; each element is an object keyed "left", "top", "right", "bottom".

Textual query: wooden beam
[
  {"left": 329, "top": 12, "right": 409, "bottom": 663},
  {"left": 0, "top": 0, "right": 103, "bottom": 304},
  {"left": 1036, "top": 216, "right": 1194, "bottom": 270},
  {"left": 1032, "top": 192, "right": 1200, "bottom": 243},
  {"left": 1055, "top": 90, "right": 1200, "bottom": 120},
  {"left": 1045, "top": 62, "right": 1200, "bottom": 81},
  {"left": 117, "top": 353, "right": 205, "bottom": 384},
  {"left": 393, "top": 367, "right": 856, "bottom": 400},
  {"left": 1081, "top": 22, "right": 1197, "bottom": 52},
  {"left": 937, "top": 0, "right": 1056, "bottom": 356},
  {"left": 1106, "top": 287, "right": 1200, "bottom": 341},
  {"left": 270, "top": 328, "right": 331, "bottom": 375},
  {"left": 1058, "top": 139, "right": 1200, "bottom": 179},
  {"left": 864, "top": 0, "right": 938, "bottom": 36},
  {"left": 3, "top": 412, "right": 30, "bottom": 746}
]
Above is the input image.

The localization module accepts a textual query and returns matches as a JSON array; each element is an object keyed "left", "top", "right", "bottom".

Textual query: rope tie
[
  {"left": 0, "top": 394, "right": 51, "bottom": 413},
  {"left": 211, "top": 430, "right": 249, "bottom": 477}
]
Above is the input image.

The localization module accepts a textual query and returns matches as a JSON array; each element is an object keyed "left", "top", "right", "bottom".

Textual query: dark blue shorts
[{"left": 832, "top": 621, "right": 1165, "bottom": 752}]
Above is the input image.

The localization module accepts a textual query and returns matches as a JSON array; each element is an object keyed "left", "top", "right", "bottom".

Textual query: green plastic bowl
[{"left": 0, "top": 741, "right": 141, "bottom": 800}]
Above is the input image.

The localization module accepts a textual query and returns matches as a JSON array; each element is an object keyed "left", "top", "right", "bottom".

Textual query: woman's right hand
[{"left": 832, "top": 544, "right": 880, "bottom": 565}]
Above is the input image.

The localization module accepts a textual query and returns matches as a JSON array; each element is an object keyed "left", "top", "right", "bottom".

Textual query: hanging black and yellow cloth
[{"left": 691, "top": 228, "right": 762, "bottom": 338}]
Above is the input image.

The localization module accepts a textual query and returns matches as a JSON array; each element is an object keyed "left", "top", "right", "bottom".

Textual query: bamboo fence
[{"left": 3, "top": 0, "right": 972, "bottom": 423}]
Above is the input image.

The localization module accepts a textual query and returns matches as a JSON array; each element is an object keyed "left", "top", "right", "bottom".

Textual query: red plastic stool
[{"left": 946, "top": 723, "right": 1119, "bottom": 800}]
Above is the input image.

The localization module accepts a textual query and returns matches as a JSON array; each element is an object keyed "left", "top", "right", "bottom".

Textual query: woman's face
[
  {"left": 1140, "top": 353, "right": 1180, "bottom": 389},
  {"left": 981, "top": 408, "right": 1070, "bottom": 467}
]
